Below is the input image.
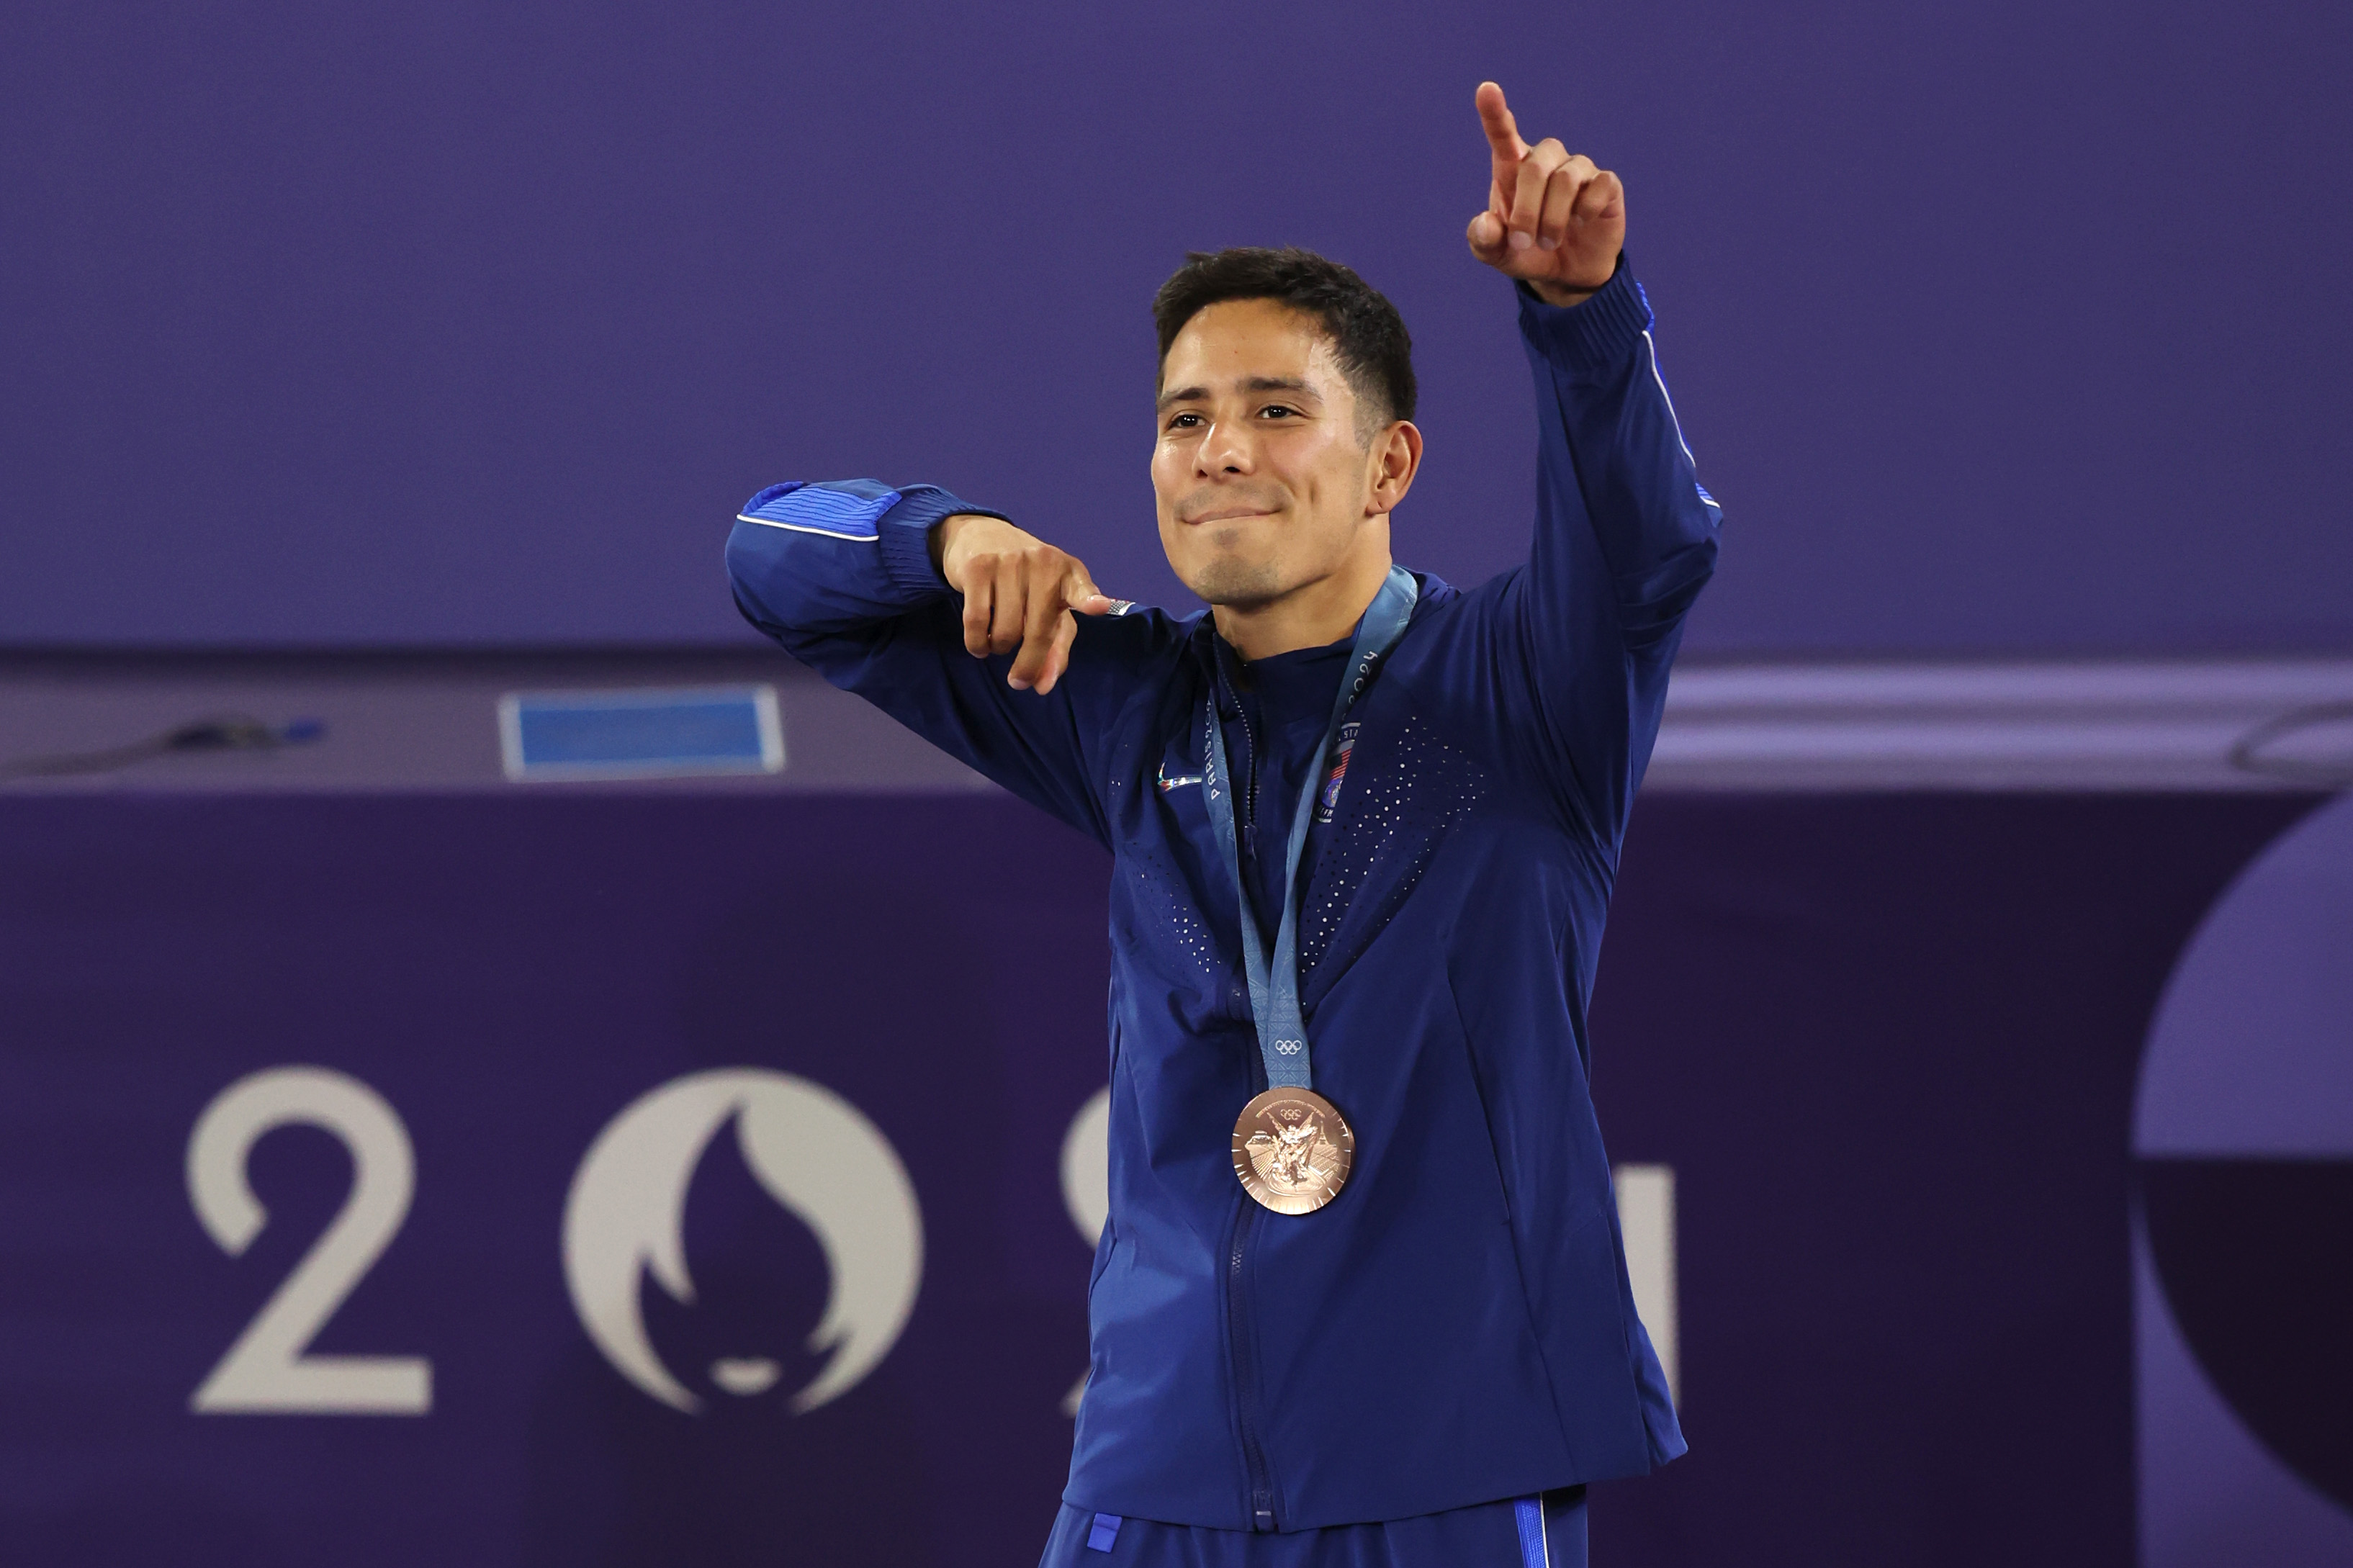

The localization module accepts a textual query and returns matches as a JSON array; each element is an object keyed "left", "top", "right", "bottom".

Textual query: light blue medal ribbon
[{"left": 1203, "top": 565, "right": 1418, "bottom": 1091}]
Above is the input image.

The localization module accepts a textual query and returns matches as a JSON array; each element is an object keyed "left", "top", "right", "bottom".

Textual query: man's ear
[{"left": 1367, "top": 420, "right": 1423, "bottom": 515}]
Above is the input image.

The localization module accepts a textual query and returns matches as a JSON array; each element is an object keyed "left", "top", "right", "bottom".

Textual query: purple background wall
[{"left": 4, "top": 0, "right": 2349, "bottom": 654}]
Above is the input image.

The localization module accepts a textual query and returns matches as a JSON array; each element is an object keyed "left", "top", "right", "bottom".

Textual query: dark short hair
[{"left": 1152, "top": 247, "right": 1417, "bottom": 435}]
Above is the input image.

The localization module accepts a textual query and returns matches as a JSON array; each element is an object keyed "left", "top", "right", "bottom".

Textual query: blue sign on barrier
[{"left": 498, "top": 687, "right": 783, "bottom": 781}]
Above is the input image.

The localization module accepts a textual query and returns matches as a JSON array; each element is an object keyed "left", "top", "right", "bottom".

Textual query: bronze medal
[{"left": 1231, "top": 1087, "right": 1354, "bottom": 1215}]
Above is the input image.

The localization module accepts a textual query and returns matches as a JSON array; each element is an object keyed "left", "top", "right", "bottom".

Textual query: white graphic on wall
[
  {"left": 2133, "top": 793, "right": 2353, "bottom": 1565},
  {"left": 1614, "top": 1163, "right": 1679, "bottom": 1403},
  {"left": 1058, "top": 1087, "right": 1112, "bottom": 1415},
  {"left": 186, "top": 1065, "right": 431, "bottom": 1414},
  {"left": 562, "top": 1068, "right": 922, "bottom": 1415}
]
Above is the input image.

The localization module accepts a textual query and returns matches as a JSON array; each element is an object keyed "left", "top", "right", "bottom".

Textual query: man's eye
[
  {"left": 1167, "top": 413, "right": 1203, "bottom": 430},
  {"left": 1259, "top": 405, "right": 1296, "bottom": 419}
]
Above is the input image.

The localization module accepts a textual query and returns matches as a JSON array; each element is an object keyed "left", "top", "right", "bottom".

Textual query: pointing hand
[
  {"left": 932, "top": 515, "right": 1119, "bottom": 696},
  {"left": 1465, "top": 81, "right": 1626, "bottom": 306}
]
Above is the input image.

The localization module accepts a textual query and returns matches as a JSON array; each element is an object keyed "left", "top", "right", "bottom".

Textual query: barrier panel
[{"left": 0, "top": 789, "right": 2337, "bottom": 1564}]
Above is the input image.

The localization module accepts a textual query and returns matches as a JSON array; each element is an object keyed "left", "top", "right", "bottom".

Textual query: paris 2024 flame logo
[{"left": 560, "top": 1069, "right": 923, "bottom": 1414}]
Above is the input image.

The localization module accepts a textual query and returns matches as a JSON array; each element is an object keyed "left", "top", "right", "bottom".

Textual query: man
[{"left": 728, "top": 81, "right": 1719, "bottom": 1567}]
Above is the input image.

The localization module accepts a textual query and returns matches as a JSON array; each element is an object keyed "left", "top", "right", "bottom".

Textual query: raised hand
[
  {"left": 932, "top": 514, "right": 1119, "bottom": 695},
  {"left": 1465, "top": 81, "right": 1626, "bottom": 305}
]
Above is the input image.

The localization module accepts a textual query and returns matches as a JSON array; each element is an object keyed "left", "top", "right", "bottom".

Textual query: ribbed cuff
[
  {"left": 876, "top": 485, "right": 1009, "bottom": 600},
  {"left": 1515, "top": 255, "right": 1653, "bottom": 378}
]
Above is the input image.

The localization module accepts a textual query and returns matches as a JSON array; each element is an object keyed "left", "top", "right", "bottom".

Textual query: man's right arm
[{"left": 726, "top": 479, "right": 1151, "bottom": 844}]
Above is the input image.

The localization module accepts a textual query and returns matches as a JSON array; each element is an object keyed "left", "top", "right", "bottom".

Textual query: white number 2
[{"left": 185, "top": 1066, "right": 431, "bottom": 1414}]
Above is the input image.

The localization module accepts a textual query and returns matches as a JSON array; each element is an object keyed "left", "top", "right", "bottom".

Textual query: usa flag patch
[{"left": 1316, "top": 721, "right": 1360, "bottom": 823}]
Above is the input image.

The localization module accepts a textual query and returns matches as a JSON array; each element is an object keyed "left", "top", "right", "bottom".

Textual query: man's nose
[{"left": 1196, "top": 418, "right": 1254, "bottom": 475}]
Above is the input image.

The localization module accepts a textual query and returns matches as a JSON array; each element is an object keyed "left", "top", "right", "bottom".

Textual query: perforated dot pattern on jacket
[
  {"left": 1300, "top": 712, "right": 1488, "bottom": 984},
  {"left": 1122, "top": 846, "right": 1217, "bottom": 980}
]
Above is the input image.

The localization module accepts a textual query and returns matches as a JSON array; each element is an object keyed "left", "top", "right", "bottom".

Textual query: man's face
[{"left": 1152, "top": 299, "right": 1386, "bottom": 610}]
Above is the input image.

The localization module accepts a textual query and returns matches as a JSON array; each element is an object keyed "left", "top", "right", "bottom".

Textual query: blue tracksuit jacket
[{"left": 726, "top": 263, "right": 1720, "bottom": 1532}]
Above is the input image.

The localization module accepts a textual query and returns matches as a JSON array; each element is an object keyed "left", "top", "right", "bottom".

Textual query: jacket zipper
[
  {"left": 1225, "top": 1195, "right": 1277, "bottom": 1530},
  {"left": 1223, "top": 645, "right": 1261, "bottom": 865},
  {"left": 1213, "top": 641, "right": 1279, "bottom": 1531}
]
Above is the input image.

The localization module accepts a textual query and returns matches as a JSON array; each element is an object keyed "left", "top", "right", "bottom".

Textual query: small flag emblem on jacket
[{"left": 1317, "top": 721, "right": 1360, "bottom": 822}]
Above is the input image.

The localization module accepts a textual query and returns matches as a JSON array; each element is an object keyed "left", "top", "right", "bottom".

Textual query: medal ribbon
[{"left": 1203, "top": 565, "right": 1418, "bottom": 1091}]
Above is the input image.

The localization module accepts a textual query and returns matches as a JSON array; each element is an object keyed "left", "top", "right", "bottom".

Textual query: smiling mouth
[{"left": 1181, "top": 506, "right": 1277, "bottom": 526}]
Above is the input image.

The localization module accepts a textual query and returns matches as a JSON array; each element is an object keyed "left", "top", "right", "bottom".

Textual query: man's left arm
[{"left": 1466, "top": 82, "right": 1723, "bottom": 841}]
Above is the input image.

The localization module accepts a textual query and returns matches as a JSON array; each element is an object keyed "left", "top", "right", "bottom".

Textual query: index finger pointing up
[{"left": 1476, "top": 81, "right": 1526, "bottom": 162}]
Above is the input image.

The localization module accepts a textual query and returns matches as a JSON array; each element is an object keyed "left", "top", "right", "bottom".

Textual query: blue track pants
[{"left": 1038, "top": 1487, "right": 1588, "bottom": 1568}]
